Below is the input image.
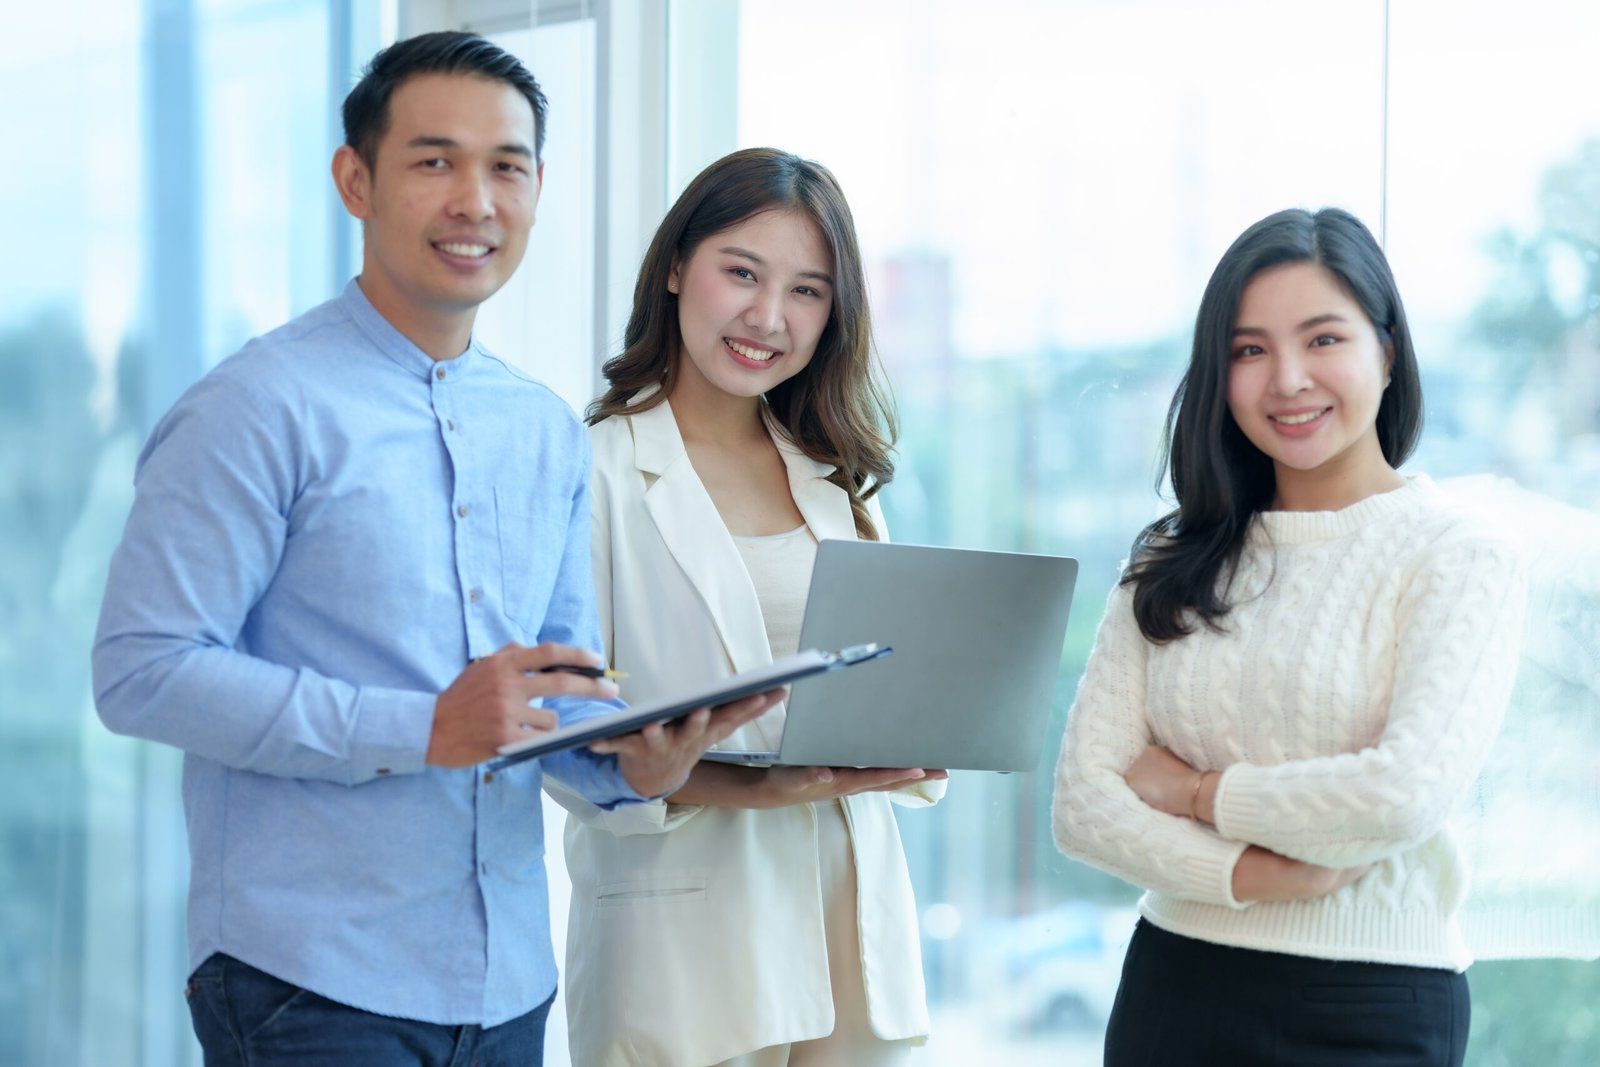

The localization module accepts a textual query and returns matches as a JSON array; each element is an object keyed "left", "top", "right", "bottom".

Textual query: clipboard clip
[{"left": 834, "top": 643, "right": 892, "bottom": 665}]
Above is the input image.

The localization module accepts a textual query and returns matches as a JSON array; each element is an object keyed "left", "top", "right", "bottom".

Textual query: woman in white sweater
[
  {"left": 1052, "top": 207, "right": 1527, "bottom": 1066},
  {"left": 550, "top": 148, "right": 945, "bottom": 1067}
]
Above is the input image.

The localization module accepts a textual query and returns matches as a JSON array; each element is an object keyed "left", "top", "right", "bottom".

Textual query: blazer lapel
[
  {"left": 632, "top": 399, "right": 773, "bottom": 678},
  {"left": 770, "top": 417, "right": 856, "bottom": 544}
]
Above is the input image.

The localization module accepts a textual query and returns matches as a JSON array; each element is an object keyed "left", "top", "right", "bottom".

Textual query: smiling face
[
  {"left": 333, "top": 71, "right": 542, "bottom": 358},
  {"left": 1226, "top": 261, "right": 1398, "bottom": 508},
  {"left": 666, "top": 209, "right": 834, "bottom": 406}
]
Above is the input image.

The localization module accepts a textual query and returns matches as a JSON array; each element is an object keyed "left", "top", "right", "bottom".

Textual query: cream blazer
[{"left": 549, "top": 396, "right": 943, "bottom": 1067}]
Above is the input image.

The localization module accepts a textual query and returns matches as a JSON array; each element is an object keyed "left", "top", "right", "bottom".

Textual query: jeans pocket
[{"left": 185, "top": 956, "right": 240, "bottom": 1061}]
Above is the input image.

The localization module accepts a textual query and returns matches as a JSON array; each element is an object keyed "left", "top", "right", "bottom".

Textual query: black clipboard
[{"left": 487, "top": 644, "right": 891, "bottom": 770}]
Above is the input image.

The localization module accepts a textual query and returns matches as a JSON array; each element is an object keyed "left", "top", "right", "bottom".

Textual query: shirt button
[
  {"left": 376, "top": 768, "right": 390, "bottom": 776},
  {"left": 447, "top": 419, "right": 456, "bottom": 431},
  {"left": 469, "top": 588, "right": 482, "bottom": 603},
  {"left": 480, "top": 862, "right": 489, "bottom": 876},
  {"left": 483, "top": 771, "right": 493, "bottom": 784},
  {"left": 457, "top": 504, "right": 469, "bottom": 518},
  {"left": 435, "top": 367, "right": 446, "bottom": 380}
]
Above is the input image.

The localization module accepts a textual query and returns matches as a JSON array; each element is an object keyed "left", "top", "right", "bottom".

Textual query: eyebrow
[
  {"left": 717, "top": 245, "right": 834, "bottom": 286},
  {"left": 406, "top": 134, "right": 534, "bottom": 159},
  {"left": 1232, "top": 313, "right": 1350, "bottom": 337}
]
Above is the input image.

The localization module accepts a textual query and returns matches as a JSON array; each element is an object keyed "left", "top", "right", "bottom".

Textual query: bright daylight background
[{"left": 1, "top": 1, "right": 1595, "bottom": 1065}]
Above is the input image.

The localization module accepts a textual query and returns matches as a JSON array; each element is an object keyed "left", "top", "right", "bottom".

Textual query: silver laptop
[{"left": 702, "top": 539, "right": 1078, "bottom": 772}]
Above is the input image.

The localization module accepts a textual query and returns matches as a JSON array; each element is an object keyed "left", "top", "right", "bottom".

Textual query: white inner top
[{"left": 731, "top": 524, "right": 817, "bottom": 661}]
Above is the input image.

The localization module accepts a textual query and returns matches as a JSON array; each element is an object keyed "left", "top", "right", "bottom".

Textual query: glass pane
[
  {"left": 728, "top": 0, "right": 1591, "bottom": 1062},
  {"left": 481, "top": 19, "right": 600, "bottom": 1067},
  {"left": 478, "top": 18, "right": 600, "bottom": 414},
  {"left": 1388, "top": 2, "right": 1600, "bottom": 1062},
  {"left": 736, "top": 0, "right": 1385, "bottom": 1059},
  {"left": 0, "top": 2, "right": 344, "bottom": 1063}
]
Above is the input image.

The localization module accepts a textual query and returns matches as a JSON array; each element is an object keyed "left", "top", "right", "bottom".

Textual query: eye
[
  {"left": 727, "top": 267, "right": 756, "bottom": 281},
  {"left": 419, "top": 157, "right": 449, "bottom": 170},
  {"left": 794, "top": 285, "right": 825, "bottom": 299},
  {"left": 1232, "top": 343, "right": 1265, "bottom": 360},
  {"left": 495, "top": 161, "right": 530, "bottom": 177},
  {"left": 1310, "top": 334, "right": 1341, "bottom": 347}
]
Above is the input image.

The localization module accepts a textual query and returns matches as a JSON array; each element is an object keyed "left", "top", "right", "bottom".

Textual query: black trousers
[{"left": 1104, "top": 920, "right": 1470, "bottom": 1067}]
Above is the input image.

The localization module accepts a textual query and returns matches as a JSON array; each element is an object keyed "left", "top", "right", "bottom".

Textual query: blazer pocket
[{"left": 594, "top": 874, "right": 708, "bottom": 908}]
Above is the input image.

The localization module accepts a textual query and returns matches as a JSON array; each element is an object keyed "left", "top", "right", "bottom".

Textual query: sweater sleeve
[
  {"left": 1212, "top": 530, "right": 1529, "bottom": 867},
  {"left": 1053, "top": 582, "right": 1251, "bottom": 907}
]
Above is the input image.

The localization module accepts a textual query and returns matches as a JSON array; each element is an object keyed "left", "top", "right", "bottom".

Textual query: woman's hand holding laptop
[
  {"left": 587, "top": 690, "right": 786, "bottom": 797},
  {"left": 661, "top": 761, "right": 949, "bottom": 808}
]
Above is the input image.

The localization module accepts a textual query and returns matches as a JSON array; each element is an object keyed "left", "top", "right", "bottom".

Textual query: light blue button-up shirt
[{"left": 93, "top": 280, "right": 642, "bottom": 1025}]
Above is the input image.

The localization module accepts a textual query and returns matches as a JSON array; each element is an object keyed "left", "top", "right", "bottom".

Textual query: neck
[
  {"left": 1271, "top": 450, "right": 1405, "bottom": 512},
  {"left": 666, "top": 372, "right": 768, "bottom": 447},
  {"left": 355, "top": 275, "right": 476, "bottom": 362}
]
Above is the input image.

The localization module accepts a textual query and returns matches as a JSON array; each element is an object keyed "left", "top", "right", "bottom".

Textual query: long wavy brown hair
[{"left": 586, "top": 147, "right": 896, "bottom": 539}]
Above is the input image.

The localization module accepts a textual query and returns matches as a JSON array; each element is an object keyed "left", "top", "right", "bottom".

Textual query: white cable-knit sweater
[{"left": 1052, "top": 476, "right": 1529, "bottom": 972}]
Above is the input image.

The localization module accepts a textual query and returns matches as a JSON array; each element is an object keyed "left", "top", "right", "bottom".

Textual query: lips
[
  {"left": 431, "top": 237, "right": 498, "bottom": 265},
  {"left": 1270, "top": 407, "right": 1331, "bottom": 426},
  {"left": 1266, "top": 406, "right": 1333, "bottom": 437},
  {"left": 724, "top": 338, "right": 782, "bottom": 366},
  {"left": 435, "top": 241, "right": 492, "bottom": 257}
]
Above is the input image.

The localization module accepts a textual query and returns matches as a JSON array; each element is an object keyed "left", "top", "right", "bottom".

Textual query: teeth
[
  {"left": 437, "top": 242, "right": 490, "bottom": 257},
  {"left": 1273, "top": 409, "right": 1326, "bottom": 425},
  {"left": 726, "top": 340, "right": 777, "bottom": 362}
]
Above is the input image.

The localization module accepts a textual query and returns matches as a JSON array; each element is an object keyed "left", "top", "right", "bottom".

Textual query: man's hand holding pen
[
  {"left": 429, "top": 642, "right": 619, "bottom": 767},
  {"left": 429, "top": 643, "right": 776, "bottom": 792}
]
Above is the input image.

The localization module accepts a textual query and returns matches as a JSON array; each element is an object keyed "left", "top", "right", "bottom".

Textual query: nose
[
  {"left": 447, "top": 167, "right": 494, "bottom": 221},
  {"left": 742, "top": 286, "right": 785, "bottom": 336},
  {"left": 1270, "top": 349, "right": 1311, "bottom": 396}
]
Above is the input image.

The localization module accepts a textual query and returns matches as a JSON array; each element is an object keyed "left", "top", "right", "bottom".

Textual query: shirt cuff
[
  {"left": 349, "top": 686, "right": 435, "bottom": 784},
  {"left": 544, "top": 746, "right": 655, "bottom": 809}
]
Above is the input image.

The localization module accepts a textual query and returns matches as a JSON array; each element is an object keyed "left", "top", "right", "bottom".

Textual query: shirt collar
[{"left": 339, "top": 278, "right": 482, "bottom": 380}]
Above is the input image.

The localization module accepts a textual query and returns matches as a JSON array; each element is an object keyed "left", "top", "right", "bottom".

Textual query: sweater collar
[{"left": 1252, "top": 474, "right": 1437, "bottom": 544}]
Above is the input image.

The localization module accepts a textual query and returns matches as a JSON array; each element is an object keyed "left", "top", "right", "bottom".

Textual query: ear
[
  {"left": 1382, "top": 339, "right": 1395, "bottom": 385},
  {"left": 666, "top": 256, "right": 683, "bottom": 295},
  {"left": 332, "top": 144, "right": 373, "bottom": 220}
]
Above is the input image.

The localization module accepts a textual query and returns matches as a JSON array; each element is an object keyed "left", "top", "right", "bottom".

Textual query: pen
[
  {"left": 468, "top": 656, "right": 626, "bottom": 680},
  {"left": 539, "top": 664, "right": 627, "bottom": 680}
]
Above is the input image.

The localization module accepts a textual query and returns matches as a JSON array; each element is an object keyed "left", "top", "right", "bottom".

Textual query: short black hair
[{"left": 342, "top": 31, "right": 549, "bottom": 169}]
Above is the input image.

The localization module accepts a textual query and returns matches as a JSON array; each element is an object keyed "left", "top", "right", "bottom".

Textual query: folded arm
[
  {"left": 1053, "top": 584, "right": 1254, "bottom": 907},
  {"left": 1206, "top": 536, "right": 1528, "bottom": 868}
]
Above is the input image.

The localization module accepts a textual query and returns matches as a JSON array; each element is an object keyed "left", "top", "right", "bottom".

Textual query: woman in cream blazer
[{"left": 549, "top": 149, "right": 943, "bottom": 1067}]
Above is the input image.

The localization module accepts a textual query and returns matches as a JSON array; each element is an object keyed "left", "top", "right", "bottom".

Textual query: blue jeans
[{"left": 185, "top": 954, "right": 553, "bottom": 1067}]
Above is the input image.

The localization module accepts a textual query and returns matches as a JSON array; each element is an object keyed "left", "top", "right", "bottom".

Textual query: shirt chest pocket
[{"left": 494, "top": 486, "right": 566, "bottom": 635}]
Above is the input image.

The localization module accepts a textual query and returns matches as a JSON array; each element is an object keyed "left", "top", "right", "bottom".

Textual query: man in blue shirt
[{"left": 92, "top": 32, "right": 773, "bottom": 1066}]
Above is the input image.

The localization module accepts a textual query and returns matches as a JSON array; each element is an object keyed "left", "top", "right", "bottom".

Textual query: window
[
  {"left": 5, "top": 2, "right": 1593, "bottom": 1064},
  {"left": 475, "top": 16, "right": 600, "bottom": 412},
  {"left": 716, "top": 1, "right": 1600, "bottom": 1062},
  {"left": 1, "top": 2, "right": 355, "bottom": 1063}
]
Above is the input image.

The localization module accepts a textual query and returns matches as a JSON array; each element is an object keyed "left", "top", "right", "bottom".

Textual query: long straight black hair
[{"left": 1124, "top": 207, "right": 1424, "bottom": 642}]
